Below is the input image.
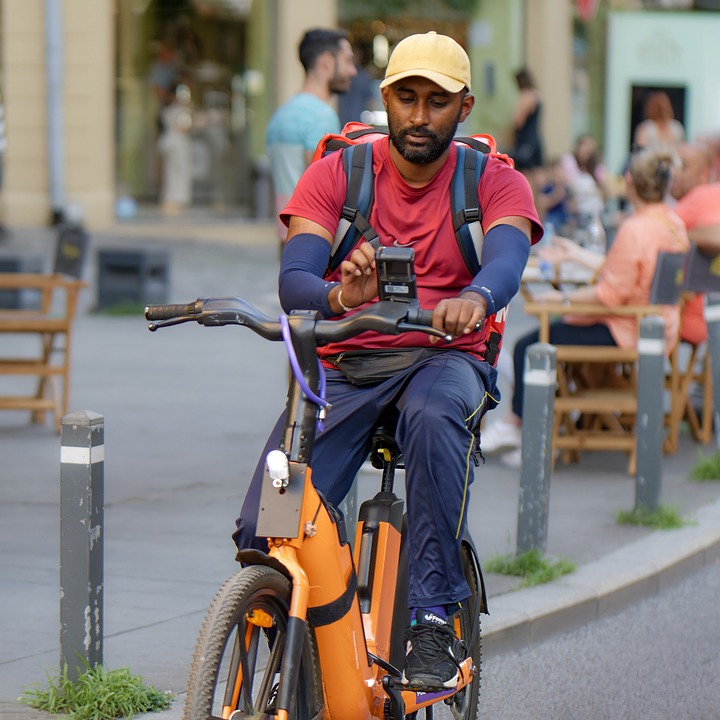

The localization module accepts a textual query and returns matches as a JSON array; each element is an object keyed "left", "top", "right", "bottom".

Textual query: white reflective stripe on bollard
[
  {"left": 61, "top": 445, "right": 105, "bottom": 464},
  {"left": 524, "top": 367, "right": 556, "bottom": 387},
  {"left": 704, "top": 303, "right": 720, "bottom": 323},
  {"left": 637, "top": 338, "right": 664, "bottom": 356}
]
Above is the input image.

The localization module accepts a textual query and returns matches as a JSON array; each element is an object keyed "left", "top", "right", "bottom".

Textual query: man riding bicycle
[{"left": 233, "top": 31, "right": 542, "bottom": 692}]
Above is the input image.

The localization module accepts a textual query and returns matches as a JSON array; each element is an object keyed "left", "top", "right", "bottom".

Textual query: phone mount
[{"left": 376, "top": 246, "right": 417, "bottom": 304}]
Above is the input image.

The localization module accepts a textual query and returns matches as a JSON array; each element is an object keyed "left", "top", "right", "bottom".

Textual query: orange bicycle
[{"left": 146, "top": 288, "right": 487, "bottom": 720}]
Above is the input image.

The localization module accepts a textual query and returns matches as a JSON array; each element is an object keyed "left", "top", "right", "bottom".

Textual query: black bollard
[
  {"left": 517, "top": 343, "right": 557, "bottom": 555},
  {"left": 635, "top": 315, "right": 665, "bottom": 511},
  {"left": 60, "top": 410, "right": 104, "bottom": 680}
]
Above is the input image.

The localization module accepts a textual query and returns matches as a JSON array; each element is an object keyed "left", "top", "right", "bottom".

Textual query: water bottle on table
[{"left": 585, "top": 211, "right": 606, "bottom": 255}]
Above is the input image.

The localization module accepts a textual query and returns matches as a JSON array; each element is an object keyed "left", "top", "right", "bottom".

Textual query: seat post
[{"left": 380, "top": 456, "right": 397, "bottom": 495}]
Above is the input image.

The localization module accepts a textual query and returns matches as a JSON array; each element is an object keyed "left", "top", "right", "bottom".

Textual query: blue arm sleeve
[
  {"left": 459, "top": 224, "right": 531, "bottom": 315},
  {"left": 278, "top": 233, "right": 340, "bottom": 318}
]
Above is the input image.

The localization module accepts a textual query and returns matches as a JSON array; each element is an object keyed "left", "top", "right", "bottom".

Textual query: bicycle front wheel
[{"left": 183, "top": 565, "right": 323, "bottom": 720}]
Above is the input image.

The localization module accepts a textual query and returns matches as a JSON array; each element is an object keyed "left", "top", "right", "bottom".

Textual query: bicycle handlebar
[{"left": 145, "top": 297, "right": 449, "bottom": 342}]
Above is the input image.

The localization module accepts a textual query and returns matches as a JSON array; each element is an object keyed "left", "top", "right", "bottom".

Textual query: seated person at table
[
  {"left": 669, "top": 141, "right": 720, "bottom": 348},
  {"left": 482, "top": 146, "right": 689, "bottom": 457}
]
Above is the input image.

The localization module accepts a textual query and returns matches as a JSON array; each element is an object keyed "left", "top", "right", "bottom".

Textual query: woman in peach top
[{"left": 481, "top": 147, "right": 689, "bottom": 456}]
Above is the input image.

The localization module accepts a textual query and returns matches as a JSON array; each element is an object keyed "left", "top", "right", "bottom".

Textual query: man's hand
[
  {"left": 433, "top": 292, "right": 487, "bottom": 340},
  {"left": 335, "top": 242, "right": 379, "bottom": 309}
]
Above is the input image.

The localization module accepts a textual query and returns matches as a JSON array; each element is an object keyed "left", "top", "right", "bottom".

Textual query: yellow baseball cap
[{"left": 379, "top": 31, "right": 471, "bottom": 93}]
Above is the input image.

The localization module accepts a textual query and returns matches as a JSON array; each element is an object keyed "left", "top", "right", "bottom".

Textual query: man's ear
[
  {"left": 315, "top": 50, "right": 334, "bottom": 78},
  {"left": 381, "top": 85, "right": 390, "bottom": 110},
  {"left": 460, "top": 92, "right": 475, "bottom": 123}
]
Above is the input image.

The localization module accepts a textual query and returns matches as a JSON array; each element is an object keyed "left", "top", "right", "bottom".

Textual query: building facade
[{"left": 1, "top": 0, "right": 712, "bottom": 230}]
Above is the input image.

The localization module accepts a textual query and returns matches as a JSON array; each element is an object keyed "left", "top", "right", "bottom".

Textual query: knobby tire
[{"left": 183, "top": 565, "right": 323, "bottom": 720}]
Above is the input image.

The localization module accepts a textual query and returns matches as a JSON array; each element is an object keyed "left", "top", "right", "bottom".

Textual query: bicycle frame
[
  {"left": 245, "top": 312, "right": 477, "bottom": 720},
  {"left": 147, "top": 298, "right": 482, "bottom": 720}
]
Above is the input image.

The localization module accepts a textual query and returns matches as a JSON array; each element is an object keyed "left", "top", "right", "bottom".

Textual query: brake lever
[
  {"left": 147, "top": 314, "right": 201, "bottom": 332},
  {"left": 396, "top": 322, "right": 452, "bottom": 343}
]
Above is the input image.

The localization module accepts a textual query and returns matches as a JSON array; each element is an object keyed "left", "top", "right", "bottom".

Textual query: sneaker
[
  {"left": 480, "top": 418, "right": 522, "bottom": 455},
  {"left": 500, "top": 447, "right": 523, "bottom": 468},
  {"left": 401, "top": 611, "right": 466, "bottom": 691}
]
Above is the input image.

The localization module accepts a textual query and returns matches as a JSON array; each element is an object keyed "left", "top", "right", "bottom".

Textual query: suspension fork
[{"left": 268, "top": 544, "right": 311, "bottom": 720}]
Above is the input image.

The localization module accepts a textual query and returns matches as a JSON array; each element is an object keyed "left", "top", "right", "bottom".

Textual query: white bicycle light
[{"left": 266, "top": 449, "right": 290, "bottom": 488}]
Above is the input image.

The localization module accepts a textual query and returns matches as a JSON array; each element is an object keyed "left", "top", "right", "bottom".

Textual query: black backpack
[
  {"left": 310, "top": 123, "right": 515, "bottom": 365},
  {"left": 312, "top": 123, "right": 515, "bottom": 276}
]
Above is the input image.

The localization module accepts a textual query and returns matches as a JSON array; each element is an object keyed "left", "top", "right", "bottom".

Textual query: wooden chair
[
  {"left": 686, "top": 348, "right": 713, "bottom": 444},
  {"left": 0, "top": 273, "right": 87, "bottom": 432},
  {"left": 665, "top": 332, "right": 713, "bottom": 451},
  {"left": 522, "top": 251, "right": 687, "bottom": 473},
  {"left": 664, "top": 243, "right": 720, "bottom": 449}
]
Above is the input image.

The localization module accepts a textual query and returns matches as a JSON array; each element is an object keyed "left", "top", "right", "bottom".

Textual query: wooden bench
[{"left": 0, "top": 273, "right": 87, "bottom": 432}]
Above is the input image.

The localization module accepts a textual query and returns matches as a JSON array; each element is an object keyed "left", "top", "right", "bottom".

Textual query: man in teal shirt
[{"left": 266, "top": 29, "right": 357, "bottom": 244}]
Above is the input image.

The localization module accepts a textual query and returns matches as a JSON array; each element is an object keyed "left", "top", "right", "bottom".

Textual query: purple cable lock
[{"left": 279, "top": 314, "right": 330, "bottom": 432}]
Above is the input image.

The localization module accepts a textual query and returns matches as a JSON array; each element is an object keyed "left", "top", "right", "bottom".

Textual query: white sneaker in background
[
  {"left": 500, "top": 448, "right": 522, "bottom": 468},
  {"left": 480, "top": 418, "right": 522, "bottom": 455}
]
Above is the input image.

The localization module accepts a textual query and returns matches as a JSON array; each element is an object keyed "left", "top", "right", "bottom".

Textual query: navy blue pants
[
  {"left": 233, "top": 350, "right": 498, "bottom": 608},
  {"left": 512, "top": 321, "right": 616, "bottom": 418}
]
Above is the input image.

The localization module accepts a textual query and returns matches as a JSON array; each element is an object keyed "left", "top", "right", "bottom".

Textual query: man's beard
[
  {"left": 328, "top": 57, "right": 352, "bottom": 95},
  {"left": 388, "top": 111, "right": 461, "bottom": 165},
  {"left": 329, "top": 74, "right": 351, "bottom": 94}
]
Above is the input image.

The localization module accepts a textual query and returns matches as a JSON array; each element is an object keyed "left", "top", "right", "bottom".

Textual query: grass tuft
[
  {"left": 690, "top": 450, "right": 720, "bottom": 481},
  {"left": 21, "top": 663, "right": 173, "bottom": 720},
  {"left": 485, "top": 548, "right": 575, "bottom": 588},
  {"left": 616, "top": 504, "right": 687, "bottom": 530}
]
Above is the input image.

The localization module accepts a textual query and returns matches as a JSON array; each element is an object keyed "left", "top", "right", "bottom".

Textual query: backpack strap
[
  {"left": 328, "top": 143, "right": 379, "bottom": 273},
  {"left": 329, "top": 141, "right": 490, "bottom": 277},
  {"left": 451, "top": 145, "right": 488, "bottom": 277},
  {"left": 453, "top": 135, "right": 493, "bottom": 154}
]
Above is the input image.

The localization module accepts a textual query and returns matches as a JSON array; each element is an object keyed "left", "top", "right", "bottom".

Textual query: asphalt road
[{"left": 480, "top": 560, "right": 720, "bottom": 719}]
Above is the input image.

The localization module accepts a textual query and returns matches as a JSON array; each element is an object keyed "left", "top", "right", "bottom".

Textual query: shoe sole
[{"left": 401, "top": 671, "right": 458, "bottom": 692}]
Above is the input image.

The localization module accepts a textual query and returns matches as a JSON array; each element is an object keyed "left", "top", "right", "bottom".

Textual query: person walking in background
[
  {"left": 669, "top": 141, "right": 720, "bottom": 347},
  {"left": 481, "top": 147, "right": 689, "bottom": 465},
  {"left": 511, "top": 68, "right": 544, "bottom": 188},
  {"left": 338, "top": 46, "right": 379, "bottom": 127},
  {"left": 266, "top": 28, "right": 357, "bottom": 244},
  {"left": 634, "top": 90, "right": 685, "bottom": 152}
]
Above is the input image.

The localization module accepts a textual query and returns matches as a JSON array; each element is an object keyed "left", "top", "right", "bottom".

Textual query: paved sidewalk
[{"left": 2, "top": 223, "right": 719, "bottom": 719}]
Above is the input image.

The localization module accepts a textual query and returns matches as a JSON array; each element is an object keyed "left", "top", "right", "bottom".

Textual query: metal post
[
  {"left": 635, "top": 315, "right": 665, "bottom": 511},
  {"left": 517, "top": 343, "right": 557, "bottom": 555},
  {"left": 704, "top": 294, "right": 720, "bottom": 450},
  {"left": 60, "top": 411, "right": 104, "bottom": 680},
  {"left": 45, "top": 0, "right": 66, "bottom": 222}
]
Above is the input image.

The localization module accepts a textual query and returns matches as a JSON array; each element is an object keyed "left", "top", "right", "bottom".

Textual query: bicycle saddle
[{"left": 369, "top": 407, "right": 402, "bottom": 469}]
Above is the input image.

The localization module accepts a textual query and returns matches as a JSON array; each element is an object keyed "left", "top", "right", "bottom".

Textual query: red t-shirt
[
  {"left": 282, "top": 137, "right": 542, "bottom": 359},
  {"left": 675, "top": 184, "right": 720, "bottom": 345}
]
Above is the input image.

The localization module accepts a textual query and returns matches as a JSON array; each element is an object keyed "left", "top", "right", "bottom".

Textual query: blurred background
[{"left": 0, "top": 0, "right": 718, "bottom": 230}]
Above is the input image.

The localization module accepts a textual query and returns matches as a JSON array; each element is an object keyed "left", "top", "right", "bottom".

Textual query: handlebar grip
[
  {"left": 145, "top": 300, "right": 202, "bottom": 321},
  {"left": 415, "top": 308, "right": 434, "bottom": 327}
]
